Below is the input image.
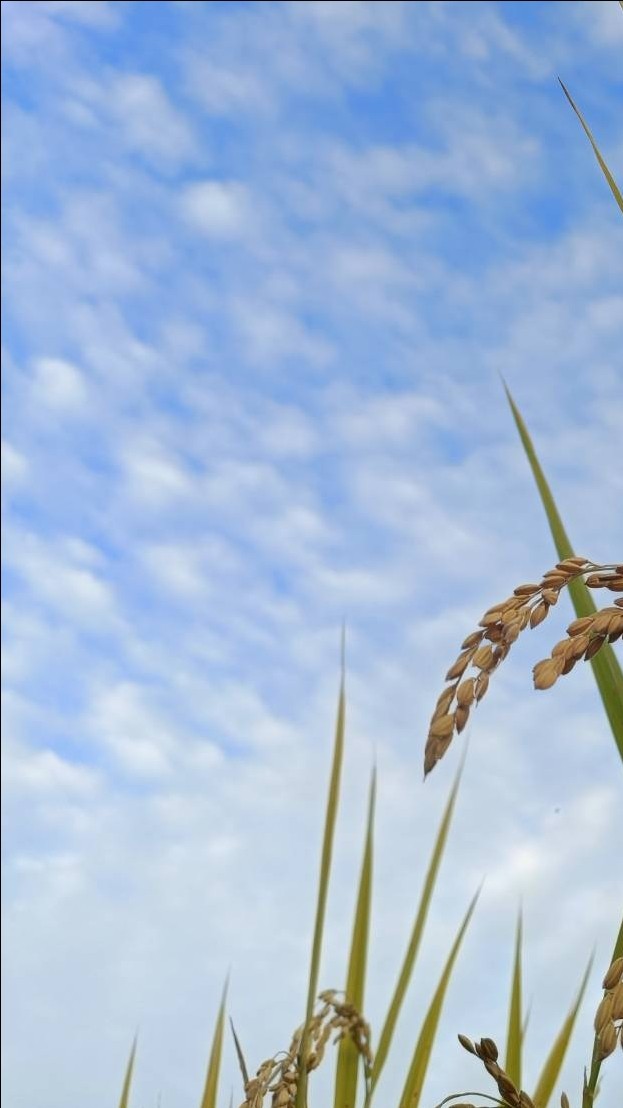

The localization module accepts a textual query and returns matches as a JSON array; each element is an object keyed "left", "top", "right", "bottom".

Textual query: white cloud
[
  {"left": 32, "top": 1, "right": 117, "bottom": 27},
  {"left": 31, "top": 357, "right": 88, "bottom": 412},
  {"left": 577, "top": 0, "right": 623, "bottom": 47},
  {"left": 120, "top": 441, "right": 194, "bottom": 507},
  {"left": 180, "top": 180, "right": 254, "bottom": 238},
  {"left": 1, "top": 440, "right": 28, "bottom": 484},
  {"left": 87, "top": 681, "right": 177, "bottom": 777},
  {"left": 2, "top": 742, "right": 100, "bottom": 797},
  {"left": 5, "top": 532, "right": 120, "bottom": 631},
  {"left": 232, "top": 298, "right": 335, "bottom": 367},
  {"left": 109, "top": 74, "right": 195, "bottom": 165},
  {"left": 188, "top": 58, "right": 275, "bottom": 117}
]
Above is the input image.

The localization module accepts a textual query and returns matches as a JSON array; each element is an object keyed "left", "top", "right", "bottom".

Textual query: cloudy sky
[{"left": 2, "top": 2, "right": 623, "bottom": 1106}]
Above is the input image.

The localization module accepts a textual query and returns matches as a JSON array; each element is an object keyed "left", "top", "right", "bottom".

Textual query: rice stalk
[
  {"left": 334, "top": 766, "right": 376, "bottom": 1108},
  {"left": 296, "top": 638, "right": 346, "bottom": 1108}
]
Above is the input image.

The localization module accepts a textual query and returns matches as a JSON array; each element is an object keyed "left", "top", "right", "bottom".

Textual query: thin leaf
[
  {"left": 505, "top": 909, "right": 523, "bottom": 1089},
  {"left": 583, "top": 917, "right": 623, "bottom": 1108},
  {"left": 371, "top": 754, "right": 466, "bottom": 1092},
  {"left": 398, "top": 888, "right": 480, "bottom": 1108},
  {"left": 296, "top": 636, "right": 347, "bottom": 1108},
  {"left": 504, "top": 385, "right": 623, "bottom": 762},
  {"left": 230, "top": 1018, "right": 249, "bottom": 1088},
  {"left": 199, "top": 979, "right": 228, "bottom": 1108},
  {"left": 334, "top": 766, "right": 376, "bottom": 1108},
  {"left": 117, "top": 1037, "right": 137, "bottom": 1108},
  {"left": 559, "top": 79, "right": 623, "bottom": 214},
  {"left": 532, "top": 955, "right": 593, "bottom": 1108},
  {"left": 521, "top": 999, "right": 532, "bottom": 1047}
]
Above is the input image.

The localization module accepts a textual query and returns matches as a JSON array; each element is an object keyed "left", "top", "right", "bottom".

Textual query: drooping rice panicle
[
  {"left": 237, "top": 991, "right": 372, "bottom": 1107},
  {"left": 424, "top": 560, "right": 623, "bottom": 776},
  {"left": 593, "top": 955, "right": 623, "bottom": 1062},
  {"left": 457, "top": 1034, "right": 537, "bottom": 1108}
]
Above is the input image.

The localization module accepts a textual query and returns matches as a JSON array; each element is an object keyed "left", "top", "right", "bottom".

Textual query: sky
[{"left": 2, "top": 1, "right": 623, "bottom": 1106}]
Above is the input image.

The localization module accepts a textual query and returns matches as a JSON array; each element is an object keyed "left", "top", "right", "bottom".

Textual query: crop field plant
[{"left": 113, "top": 30, "right": 623, "bottom": 1108}]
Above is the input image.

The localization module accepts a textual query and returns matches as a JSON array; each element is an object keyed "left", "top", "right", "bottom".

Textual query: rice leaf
[
  {"left": 117, "top": 1038, "right": 137, "bottom": 1108},
  {"left": 296, "top": 638, "right": 347, "bottom": 1108},
  {"left": 370, "top": 754, "right": 466, "bottom": 1092},
  {"left": 532, "top": 955, "right": 593, "bottom": 1108},
  {"left": 334, "top": 766, "right": 376, "bottom": 1108},
  {"left": 397, "top": 888, "right": 480, "bottom": 1108},
  {"left": 504, "top": 385, "right": 623, "bottom": 762},
  {"left": 230, "top": 1018, "right": 249, "bottom": 1088},
  {"left": 505, "top": 910, "right": 523, "bottom": 1089},
  {"left": 521, "top": 999, "right": 532, "bottom": 1046},
  {"left": 559, "top": 79, "right": 623, "bottom": 214},
  {"left": 199, "top": 979, "right": 228, "bottom": 1108}
]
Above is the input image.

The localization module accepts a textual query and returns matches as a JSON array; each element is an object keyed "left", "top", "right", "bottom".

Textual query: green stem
[{"left": 582, "top": 916, "right": 623, "bottom": 1108}]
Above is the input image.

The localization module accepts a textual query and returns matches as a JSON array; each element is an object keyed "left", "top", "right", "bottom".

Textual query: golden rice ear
[{"left": 424, "top": 557, "right": 622, "bottom": 776}]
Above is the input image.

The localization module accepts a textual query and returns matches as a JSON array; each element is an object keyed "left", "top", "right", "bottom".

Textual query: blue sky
[{"left": 2, "top": 2, "right": 622, "bottom": 1106}]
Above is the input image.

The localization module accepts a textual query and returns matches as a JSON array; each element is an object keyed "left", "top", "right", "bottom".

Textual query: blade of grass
[
  {"left": 532, "top": 955, "right": 593, "bottom": 1108},
  {"left": 505, "top": 909, "right": 523, "bottom": 1090},
  {"left": 334, "top": 765, "right": 376, "bottom": 1108},
  {"left": 583, "top": 917, "right": 623, "bottom": 1108},
  {"left": 558, "top": 79, "right": 623, "bottom": 214},
  {"left": 370, "top": 753, "right": 466, "bottom": 1093},
  {"left": 117, "top": 1037, "right": 137, "bottom": 1108},
  {"left": 521, "top": 999, "right": 532, "bottom": 1047},
  {"left": 296, "top": 635, "right": 347, "bottom": 1108},
  {"left": 229, "top": 1018, "right": 249, "bottom": 1088},
  {"left": 398, "top": 888, "right": 481, "bottom": 1108},
  {"left": 199, "top": 979, "right": 228, "bottom": 1108},
  {"left": 504, "top": 385, "right": 623, "bottom": 761}
]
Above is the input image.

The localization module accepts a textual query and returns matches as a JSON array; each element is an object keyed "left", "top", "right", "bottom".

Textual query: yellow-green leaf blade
[
  {"left": 505, "top": 910, "right": 523, "bottom": 1089},
  {"left": 504, "top": 386, "right": 623, "bottom": 761},
  {"left": 199, "top": 979, "right": 228, "bottom": 1108},
  {"left": 559, "top": 79, "right": 623, "bottom": 215},
  {"left": 532, "top": 955, "right": 593, "bottom": 1108},
  {"left": 398, "top": 888, "right": 480, "bottom": 1108},
  {"left": 334, "top": 766, "right": 376, "bottom": 1108},
  {"left": 296, "top": 646, "right": 347, "bottom": 1108},
  {"left": 117, "top": 1037, "right": 137, "bottom": 1108},
  {"left": 371, "top": 755, "right": 465, "bottom": 1092}
]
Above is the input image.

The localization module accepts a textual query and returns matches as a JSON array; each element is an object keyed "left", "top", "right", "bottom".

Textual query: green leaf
[
  {"left": 398, "top": 888, "right": 480, "bottom": 1108},
  {"left": 334, "top": 766, "right": 376, "bottom": 1108},
  {"left": 199, "top": 979, "right": 228, "bottom": 1108},
  {"left": 504, "top": 385, "right": 623, "bottom": 763},
  {"left": 532, "top": 956, "right": 593, "bottom": 1108},
  {"left": 230, "top": 1017, "right": 249, "bottom": 1088},
  {"left": 370, "top": 755, "right": 466, "bottom": 1093},
  {"left": 505, "top": 910, "right": 523, "bottom": 1090},
  {"left": 296, "top": 637, "right": 347, "bottom": 1108},
  {"left": 559, "top": 79, "right": 623, "bottom": 214},
  {"left": 117, "top": 1038, "right": 137, "bottom": 1108}
]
